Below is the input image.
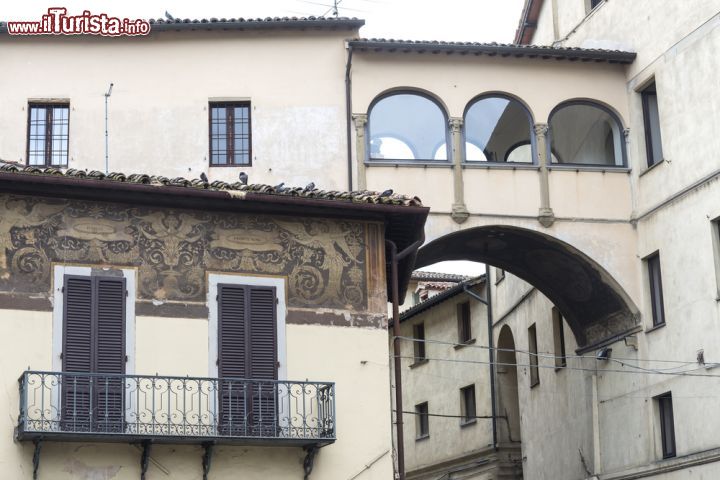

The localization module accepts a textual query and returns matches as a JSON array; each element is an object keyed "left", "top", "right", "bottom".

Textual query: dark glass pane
[
  {"left": 465, "top": 97, "right": 533, "bottom": 162},
  {"left": 369, "top": 94, "right": 447, "bottom": 161}
]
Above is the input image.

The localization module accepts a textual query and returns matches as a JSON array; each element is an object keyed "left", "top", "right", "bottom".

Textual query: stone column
[
  {"left": 449, "top": 117, "right": 469, "bottom": 224},
  {"left": 352, "top": 114, "right": 368, "bottom": 190},
  {"left": 535, "top": 123, "right": 555, "bottom": 227}
]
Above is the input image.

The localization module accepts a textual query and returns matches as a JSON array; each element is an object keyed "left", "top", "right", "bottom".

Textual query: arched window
[
  {"left": 549, "top": 102, "right": 625, "bottom": 166},
  {"left": 464, "top": 95, "right": 534, "bottom": 163},
  {"left": 368, "top": 93, "right": 448, "bottom": 162}
]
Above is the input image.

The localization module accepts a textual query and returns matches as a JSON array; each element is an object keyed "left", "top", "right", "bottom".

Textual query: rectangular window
[
  {"left": 552, "top": 308, "right": 567, "bottom": 368},
  {"left": 712, "top": 219, "right": 720, "bottom": 299},
  {"left": 217, "top": 283, "right": 277, "bottom": 435},
  {"left": 528, "top": 323, "right": 540, "bottom": 387},
  {"left": 589, "top": 0, "right": 602, "bottom": 10},
  {"left": 62, "top": 274, "right": 126, "bottom": 432},
  {"left": 27, "top": 103, "right": 69, "bottom": 166},
  {"left": 656, "top": 392, "right": 676, "bottom": 458},
  {"left": 641, "top": 81, "right": 664, "bottom": 167},
  {"left": 209, "top": 102, "right": 251, "bottom": 166},
  {"left": 413, "top": 323, "right": 426, "bottom": 361},
  {"left": 457, "top": 301, "right": 472, "bottom": 343},
  {"left": 495, "top": 267, "right": 505, "bottom": 284},
  {"left": 460, "top": 384, "right": 476, "bottom": 425},
  {"left": 647, "top": 253, "right": 666, "bottom": 327},
  {"left": 415, "top": 402, "right": 429, "bottom": 438}
]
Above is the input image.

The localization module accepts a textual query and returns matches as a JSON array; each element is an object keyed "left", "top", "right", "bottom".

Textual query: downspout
[
  {"left": 386, "top": 235, "right": 424, "bottom": 480},
  {"left": 462, "top": 281, "right": 497, "bottom": 449},
  {"left": 345, "top": 43, "right": 354, "bottom": 191}
]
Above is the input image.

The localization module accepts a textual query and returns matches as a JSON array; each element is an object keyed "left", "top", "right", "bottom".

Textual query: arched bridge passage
[{"left": 415, "top": 225, "right": 640, "bottom": 352}]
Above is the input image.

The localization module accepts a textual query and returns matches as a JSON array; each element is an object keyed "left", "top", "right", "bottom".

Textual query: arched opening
[
  {"left": 368, "top": 92, "right": 449, "bottom": 162},
  {"left": 497, "top": 325, "right": 522, "bottom": 444},
  {"left": 464, "top": 95, "right": 535, "bottom": 163},
  {"left": 548, "top": 101, "right": 626, "bottom": 167},
  {"left": 414, "top": 225, "right": 639, "bottom": 351}
]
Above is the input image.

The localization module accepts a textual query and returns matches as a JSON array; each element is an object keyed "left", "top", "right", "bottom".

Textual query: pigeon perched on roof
[
  {"left": 305, "top": 182, "right": 315, "bottom": 191},
  {"left": 238, "top": 171, "right": 248, "bottom": 185},
  {"left": 274, "top": 182, "right": 286, "bottom": 192},
  {"left": 380, "top": 189, "right": 393, "bottom": 197},
  {"left": 199, "top": 172, "right": 208, "bottom": 183}
]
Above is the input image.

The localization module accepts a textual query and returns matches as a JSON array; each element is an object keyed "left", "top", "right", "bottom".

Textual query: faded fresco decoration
[{"left": 0, "top": 194, "right": 368, "bottom": 310}]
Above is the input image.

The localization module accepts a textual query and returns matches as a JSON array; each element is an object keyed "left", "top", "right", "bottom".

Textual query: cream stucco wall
[{"left": 3, "top": 309, "right": 393, "bottom": 479}]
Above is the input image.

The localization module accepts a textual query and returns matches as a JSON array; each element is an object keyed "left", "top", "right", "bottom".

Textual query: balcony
[{"left": 17, "top": 371, "right": 335, "bottom": 447}]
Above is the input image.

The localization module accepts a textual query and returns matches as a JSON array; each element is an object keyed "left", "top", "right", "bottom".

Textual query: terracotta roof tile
[{"left": 0, "top": 164, "right": 423, "bottom": 207}]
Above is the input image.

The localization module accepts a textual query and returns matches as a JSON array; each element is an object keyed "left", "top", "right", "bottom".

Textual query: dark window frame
[
  {"left": 641, "top": 81, "right": 664, "bottom": 168},
  {"left": 462, "top": 93, "right": 537, "bottom": 165},
  {"left": 457, "top": 301, "right": 472, "bottom": 343},
  {"left": 547, "top": 100, "right": 628, "bottom": 168},
  {"left": 413, "top": 323, "right": 426, "bottom": 361},
  {"left": 367, "top": 90, "right": 451, "bottom": 164},
  {"left": 415, "top": 401, "right": 429, "bottom": 439},
  {"left": 208, "top": 102, "right": 252, "bottom": 167},
  {"left": 528, "top": 323, "right": 540, "bottom": 387},
  {"left": 27, "top": 102, "right": 70, "bottom": 167},
  {"left": 656, "top": 392, "right": 676, "bottom": 459},
  {"left": 646, "top": 252, "right": 666, "bottom": 327},
  {"left": 460, "top": 384, "right": 476, "bottom": 425}
]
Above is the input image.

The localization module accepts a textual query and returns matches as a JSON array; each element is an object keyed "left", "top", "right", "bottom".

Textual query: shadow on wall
[{"left": 415, "top": 225, "right": 640, "bottom": 351}]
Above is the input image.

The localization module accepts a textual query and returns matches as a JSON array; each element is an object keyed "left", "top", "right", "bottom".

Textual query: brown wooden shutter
[
  {"left": 61, "top": 274, "right": 126, "bottom": 432},
  {"left": 217, "top": 284, "right": 277, "bottom": 436}
]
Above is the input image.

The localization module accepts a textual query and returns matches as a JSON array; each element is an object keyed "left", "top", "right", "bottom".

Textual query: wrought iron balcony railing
[{"left": 17, "top": 371, "right": 336, "bottom": 446}]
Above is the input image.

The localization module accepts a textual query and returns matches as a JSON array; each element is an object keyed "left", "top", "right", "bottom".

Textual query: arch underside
[{"left": 415, "top": 226, "right": 640, "bottom": 351}]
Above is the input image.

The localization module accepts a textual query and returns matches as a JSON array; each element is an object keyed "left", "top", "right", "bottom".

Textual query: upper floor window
[
  {"left": 415, "top": 401, "right": 429, "bottom": 439},
  {"left": 464, "top": 95, "right": 534, "bottom": 163},
  {"left": 641, "top": 81, "right": 664, "bottom": 167},
  {"left": 457, "top": 301, "right": 472, "bottom": 343},
  {"left": 646, "top": 252, "right": 666, "bottom": 327},
  {"left": 528, "top": 323, "right": 540, "bottom": 387},
  {"left": 27, "top": 103, "right": 69, "bottom": 167},
  {"left": 656, "top": 392, "right": 676, "bottom": 458},
  {"left": 552, "top": 308, "right": 567, "bottom": 368},
  {"left": 549, "top": 101, "right": 626, "bottom": 167},
  {"left": 209, "top": 102, "right": 251, "bottom": 166},
  {"left": 413, "top": 323, "right": 426, "bottom": 362},
  {"left": 460, "top": 384, "right": 476, "bottom": 425},
  {"left": 368, "top": 93, "right": 448, "bottom": 162}
]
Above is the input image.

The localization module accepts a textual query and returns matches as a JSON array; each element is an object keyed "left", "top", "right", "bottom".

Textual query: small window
[
  {"left": 27, "top": 103, "right": 69, "bottom": 166},
  {"left": 549, "top": 101, "right": 625, "bottom": 167},
  {"left": 647, "top": 253, "right": 666, "bottom": 327},
  {"left": 528, "top": 323, "right": 540, "bottom": 387},
  {"left": 641, "top": 81, "right": 664, "bottom": 167},
  {"left": 415, "top": 402, "right": 429, "bottom": 439},
  {"left": 552, "top": 308, "right": 567, "bottom": 368},
  {"left": 656, "top": 392, "right": 676, "bottom": 458},
  {"left": 464, "top": 95, "right": 534, "bottom": 163},
  {"left": 460, "top": 385, "right": 476, "bottom": 425},
  {"left": 412, "top": 290, "right": 421, "bottom": 305},
  {"left": 495, "top": 267, "right": 506, "bottom": 284},
  {"left": 413, "top": 323, "right": 426, "bottom": 361},
  {"left": 368, "top": 93, "right": 448, "bottom": 162},
  {"left": 713, "top": 219, "right": 720, "bottom": 299},
  {"left": 209, "top": 102, "right": 251, "bottom": 166},
  {"left": 457, "top": 302, "right": 472, "bottom": 343},
  {"left": 589, "top": 0, "right": 603, "bottom": 10}
]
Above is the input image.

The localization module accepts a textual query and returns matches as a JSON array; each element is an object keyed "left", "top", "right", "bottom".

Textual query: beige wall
[
  {"left": 396, "top": 284, "right": 493, "bottom": 475},
  {"left": 0, "top": 30, "right": 352, "bottom": 190},
  {"left": 3, "top": 309, "right": 393, "bottom": 479}
]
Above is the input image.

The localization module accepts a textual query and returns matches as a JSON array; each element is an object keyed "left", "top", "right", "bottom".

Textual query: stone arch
[{"left": 415, "top": 225, "right": 640, "bottom": 351}]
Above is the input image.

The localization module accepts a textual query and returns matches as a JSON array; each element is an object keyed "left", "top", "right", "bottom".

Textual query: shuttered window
[
  {"left": 217, "top": 284, "right": 277, "bottom": 436},
  {"left": 62, "top": 274, "right": 126, "bottom": 432}
]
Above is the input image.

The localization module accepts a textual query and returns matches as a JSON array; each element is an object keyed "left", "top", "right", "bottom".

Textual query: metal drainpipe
[
  {"left": 386, "top": 236, "right": 424, "bottom": 480},
  {"left": 344, "top": 44, "right": 354, "bottom": 191},
  {"left": 462, "top": 280, "right": 497, "bottom": 449}
]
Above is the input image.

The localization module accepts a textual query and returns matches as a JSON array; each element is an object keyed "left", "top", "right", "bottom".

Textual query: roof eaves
[
  {"left": 514, "top": 0, "right": 545, "bottom": 45},
  {"left": 399, "top": 274, "right": 486, "bottom": 322},
  {"left": 348, "top": 38, "right": 636, "bottom": 64}
]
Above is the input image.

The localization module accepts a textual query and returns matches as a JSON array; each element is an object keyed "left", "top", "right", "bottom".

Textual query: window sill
[
  {"left": 365, "top": 160, "right": 452, "bottom": 168},
  {"left": 409, "top": 358, "right": 429, "bottom": 369},
  {"left": 495, "top": 276, "right": 505, "bottom": 286},
  {"left": 415, "top": 434, "right": 430, "bottom": 442},
  {"left": 454, "top": 338, "right": 476, "bottom": 350},
  {"left": 460, "top": 419, "right": 477, "bottom": 428},
  {"left": 638, "top": 159, "right": 666, "bottom": 177},
  {"left": 645, "top": 322, "right": 666, "bottom": 334},
  {"left": 530, "top": 380, "right": 540, "bottom": 389},
  {"left": 554, "top": 363, "right": 567, "bottom": 372},
  {"left": 461, "top": 162, "right": 539, "bottom": 171},
  {"left": 547, "top": 164, "right": 631, "bottom": 174}
]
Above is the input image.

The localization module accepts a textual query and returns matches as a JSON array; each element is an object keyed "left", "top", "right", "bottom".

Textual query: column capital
[
  {"left": 533, "top": 123, "right": 549, "bottom": 137},
  {"left": 352, "top": 113, "right": 368, "bottom": 128},
  {"left": 448, "top": 117, "right": 464, "bottom": 134}
]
